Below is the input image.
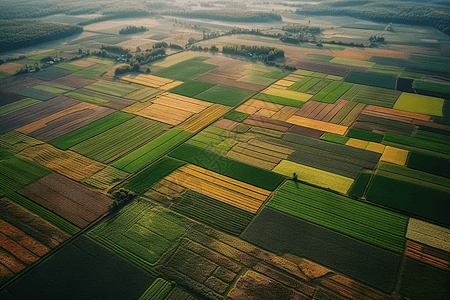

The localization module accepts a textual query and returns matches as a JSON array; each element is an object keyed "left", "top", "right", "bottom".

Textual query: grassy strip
[
  {"left": 138, "top": 278, "right": 174, "bottom": 300},
  {"left": 85, "top": 81, "right": 138, "bottom": 97},
  {"left": 344, "top": 70, "right": 397, "bottom": 90},
  {"left": 288, "top": 76, "right": 314, "bottom": 91},
  {"left": 169, "top": 144, "right": 285, "bottom": 191},
  {"left": 384, "top": 132, "right": 450, "bottom": 155},
  {"left": 320, "top": 133, "right": 349, "bottom": 144},
  {"left": 348, "top": 172, "right": 372, "bottom": 198},
  {"left": 32, "top": 85, "right": 69, "bottom": 94},
  {"left": 0, "top": 98, "right": 41, "bottom": 117},
  {"left": 169, "top": 80, "right": 215, "bottom": 97},
  {"left": 366, "top": 175, "right": 450, "bottom": 226},
  {"left": 413, "top": 130, "right": 450, "bottom": 145},
  {"left": 54, "top": 63, "right": 84, "bottom": 72},
  {"left": 153, "top": 59, "right": 217, "bottom": 81},
  {"left": 346, "top": 128, "right": 383, "bottom": 143},
  {"left": 50, "top": 112, "right": 135, "bottom": 150},
  {"left": 65, "top": 92, "right": 109, "bottom": 105},
  {"left": 407, "top": 152, "right": 450, "bottom": 179},
  {"left": 171, "top": 190, "right": 254, "bottom": 236},
  {"left": 7, "top": 192, "right": 80, "bottom": 235},
  {"left": 223, "top": 110, "right": 248, "bottom": 122},
  {"left": 71, "top": 118, "right": 169, "bottom": 162},
  {"left": 123, "top": 157, "right": 186, "bottom": 193},
  {"left": 305, "top": 79, "right": 332, "bottom": 95},
  {"left": 113, "top": 129, "right": 192, "bottom": 173},
  {"left": 267, "top": 180, "right": 408, "bottom": 253},
  {"left": 295, "top": 77, "right": 322, "bottom": 93},
  {"left": 195, "top": 85, "right": 255, "bottom": 107},
  {"left": 254, "top": 93, "right": 305, "bottom": 108}
]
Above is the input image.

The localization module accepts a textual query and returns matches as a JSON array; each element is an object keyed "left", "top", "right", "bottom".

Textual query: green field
[
  {"left": 267, "top": 180, "right": 408, "bottom": 253},
  {"left": 85, "top": 81, "right": 138, "bottom": 97},
  {"left": 88, "top": 201, "right": 186, "bottom": 271},
  {"left": 348, "top": 172, "right": 372, "bottom": 198},
  {"left": 344, "top": 71, "right": 397, "bottom": 90},
  {"left": 320, "top": 132, "right": 350, "bottom": 144},
  {"left": 125, "top": 87, "right": 162, "bottom": 101},
  {"left": 123, "top": 157, "right": 185, "bottom": 193},
  {"left": 171, "top": 190, "right": 254, "bottom": 236},
  {"left": 194, "top": 85, "right": 254, "bottom": 106},
  {"left": 169, "top": 80, "right": 216, "bottom": 97},
  {"left": 33, "top": 85, "right": 70, "bottom": 94},
  {"left": 330, "top": 57, "right": 375, "bottom": 68},
  {"left": 71, "top": 118, "right": 170, "bottom": 163},
  {"left": 406, "top": 151, "right": 450, "bottom": 179},
  {"left": 367, "top": 64, "right": 404, "bottom": 76},
  {"left": 311, "top": 81, "right": 353, "bottom": 103},
  {"left": 73, "top": 63, "right": 113, "bottom": 79},
  {"left": 50, "top": 111, "right": 135, "bottom": 149},
  {"left": 384, "top": 132, "right": 450, "bottom": 155},
  {"left": 65, "top": 92, "right": 109, "bottom": 105},
  {"left": 186, "top": 126, "right": 236, "bottom": 156},
  {"left": 55, "top": 63, "right": 84, "bottom": 72},
  {"left": 346, "top": 128, "right": 383, "bottom": 143},
  {"left": 153, "top": 59, "right": 217, "bottom": 81},
  {"left": 138, "top": 278, "right": 174, "bottom": 300},
  {"left": 223, "top": 110, "right": 248, "bottom": 122},
  {"left": 168, "top": 143, "right": 285, "bottom": 191},
  {"left": 254, "top": 93, "right": 305, "bottom": 108},
  {"left": 0, "top": 98, "right": 40, "bottom": 117},
  {"left": 350, "top": 86, "right": 402, "bottom": 108},
  {"left": 113, "top": 128, "right": 192, "bottom": 173}
]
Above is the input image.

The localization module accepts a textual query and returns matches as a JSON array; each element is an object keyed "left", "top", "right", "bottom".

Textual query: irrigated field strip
[{"left": 164, "top": 164, "right": 271, "bottom": 213}]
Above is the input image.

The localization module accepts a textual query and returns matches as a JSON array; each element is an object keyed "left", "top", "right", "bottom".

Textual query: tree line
[
  {"left": 222, "top": 44, "right": 285, "bottom": 61},
  {"left": 164, "top": 9, "right": 282, "bottom": 23}
]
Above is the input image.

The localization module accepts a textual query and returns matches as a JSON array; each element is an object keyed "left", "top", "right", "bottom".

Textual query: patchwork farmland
[{"left": 1, "top": 18, "right": 450, "bottom": 300}]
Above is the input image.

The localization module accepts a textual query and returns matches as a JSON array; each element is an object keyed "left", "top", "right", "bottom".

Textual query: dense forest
[
  {"left": 223, "top": 44, "right": 285, "bottom": 61},
  {"left": 296, "top": 0, "right": 450, "bottom": 36},
  {"left": 0, "top": 20, "right": 83, "bottom": 52},
  {"left": 164, "top": 9, "right": 282, "bottom": 23}
]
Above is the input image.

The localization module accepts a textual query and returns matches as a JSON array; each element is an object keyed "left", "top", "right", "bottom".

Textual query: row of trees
[
  {"left": 0, "top": 20, "right": 83, "bottom": 53},
  {"left": 119, "top": 26, "right": 148, "bottom": 35},
  {"left": 222, "top": 44, "right": 285, "bottom": 61},
  {"left": 165, "top": 9, "right": 282, "bottom": 23}
]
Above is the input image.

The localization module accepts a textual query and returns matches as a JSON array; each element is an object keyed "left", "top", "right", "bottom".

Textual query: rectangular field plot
[
  {"left": 50, "top": 111, "right": 135, "bottom": 150},
  {"left": 241, "top": 207, "right": 403, "bottom": 293},
  {"left": 19, "top": 144, "right": 105, "bottom": 181},
  {"left": 194, "top": 85, "right": 255, "bottom": 107},
  {"left": 311, "top": 81, "right": 353, "bottom": 104},
  {"left": 15, "top": 103, "right": 114, "bottom": 142},
  {"left": 49, "top": 75, "right": 96, "bottom": 89},
  {"left": 263, "top": 87, "right": 312, "bottom": 102},
  {"left": 286, "top": 115, "right": 348, "bottom": 135},
  {"left": 195, "top": 69, "right": 266, "bottom": 92},
  {"left": 82, "top": 166, "right": 128, "bottom": 191},
  {"left": 68, "top": 60, "right": 96, "bottom": 68},
  {"left": 113, "top": 128, "right": 192, "bottom": 173},
  {"left": 0, "top": 98, "right": 41, "bottom": 117},
  {"left": 178, "top": 104, "right": 231, "bottom": 132},
  {"left": 153, "top": 59, "right": 218, "bottom": 82},
  {"left": 384, "top": 132, "right": 450, "bottom": 155},
  {"left": 0, "top": 156, "right": 52, "bottom": 196},
  {"left": 406, "top": 151, "right": 450, "bottom": 179},
  {"left": 88, "top": 202, "right": 187, "bottom": 271},
  {"left": 393, "top": 93, "right": 444, "bottom": 117},
  {"left": 405, "top": 240, "right": 450, "bottom": 271},
  {"left": 344, "top": 71, "right": 397, "bottom": 90},
  {"left": 70, "top": 117, "right": 171, "bottom": 163},
  {"left": 54, "top": 63, "right": 83, "bottom": 72},
  {"left": 169, "top": 144, "right": 285, "bottom": 191},
  {"left": 330, "top": 57, "right": 375, "bottom": 68},
  {"left": 32, "top": 84, "right": 73, "bottom": 94},
  {"left": 18, "top": 173, "right": 112, "bottom": 228},
  {"left": 32, "top": 67, "right": 73, "bottom": 81},
  {"left": 73, "top": 88, "right": 134, "bottom": 110},
  {"left": 16, "top": 87, "right": 57, "bottom": 101},
  {"left": 267, "top": 180, "right": 408, "bottom": 253},
  {"left": 254, "top": 93, "right": 306, "bottom": 108},
  {"left": 125, "top": 87, "right": 163, "bottom": 101},
  {"left": 121, "top": 74, "right": 182, "bottom": 90},
  {"left": 153, "top": 51, "right": 203, "bottom": 68},
  {"left": 0, "top": 236, "right": 156, "bottom": 300},
  {"left": 406, "top": 218, "right": 450, "bottom": 253},
  {"left": 85, "top": 81, "right": 138, "bottom": 97},
  {"left": 168, "top": 80, "right": 215, "bottom": 98},
  {"left": 0, "top": 198, "right": 71, "bottom": 285},
  {"left": 0, "top": 131, "right": 43, "bottom": 154},
  {"left": 163, "top": 164, "right": 271, "bottom": 213},
  {"left": 138, "top": 278, "right": 174, "bottom": 300},
  {"left": 170, "top": 190, "right": 254, "bottom": 236},
  {"left": 186, "top": 126, "right": 237, "bottom": 156},
  {"left": 345, "top": 86, "right": 402, "bottom": 108}
]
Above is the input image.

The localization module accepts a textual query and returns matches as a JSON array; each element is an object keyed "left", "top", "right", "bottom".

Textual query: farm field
[{"left": 1, "top": 13, "right": 450, "bottom": 300}]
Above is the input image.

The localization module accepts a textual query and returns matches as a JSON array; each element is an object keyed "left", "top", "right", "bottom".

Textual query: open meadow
[{"left": 1, "top": 4, "right": 450, "bottom": 300}]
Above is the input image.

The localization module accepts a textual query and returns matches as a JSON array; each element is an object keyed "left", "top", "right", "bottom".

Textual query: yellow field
[
  {"left": 406, "top": 218, "right": 450, "bottom": 252},
  {"left": 286, "top": 116, "right": 348, "bottom": 135},
  {"left": 178, "top": 104, "right": 231, "bottom": 132},
  {"left": 135, "top": 103, "right": 194, "bottom": 126},
  {"left": 263, "top": 87, "right": 312, "bottom": 102},
  {"left": 273, "top": 80, "right": 295, "bottom": 87},
  {"left": 226, "top": 151, "right": 277, "bottom": 170},
  {"left": 82, "top": 166, "right": 129, "bottom": 191},
  {"left": 283, "top": 74, "right": 304, "bottom": 82},
  {"left": 19, "top": 144, "right": 105, "bottom": 181},
  {"left": 235, "top": 104, "right": 260, "bottom": 114},
  {"left": 121, "top": 102, "right": 151, "bottom": 114},
  {"left": 0, "top": 131, "right": 43, "bottom": 154},
  {"left": 122, "top": 74, "right": 182, "bottom": 90},
  {"left": 394, "top": 93, "right": 444, "bottom": 117},
  {"left": 345, "top": 138, "right": 369, "bottom": 150},
  {"left": 366, "top": 142, "right": 386, "bottom": 154},
  {"left": 152, "top": 52, "right": 202, "bottom": 68},
  {"left": 380, "top": 146, "right": 409, "bottom": 166},
  {"left": 272, "top": 160, "right": 354, "bottom": 194},
  {"left": 271, "top": 107, "right": 299, "bottom": 121},
  {"left": 254, "top": 109, "right": 276, "bottom": 118},
  {"left": 163, "top": 164, "right": 270, "bottom": 213}
]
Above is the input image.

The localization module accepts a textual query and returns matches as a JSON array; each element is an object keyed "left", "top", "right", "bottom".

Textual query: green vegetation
[
  {"left": 0, "top": 20, "right": 83, "bottom": 52},
  {"left": 123, "top": 157, "right": 185, "bottom": 193},
  {"left": 138, "top": 278, "right": 174, "bottom": 300},
  {"left": 330, "top": 57, "right": 375, "bottom": 68},
  {"left": 224, "top": 111, "right": 248, "bottom": 122},
  {"left": 172, "top": 190, "right": 254, "bottom": 236},
  {"left": 186, "top": 127, "right": 236, "bottom": 156},
  {"left": 71, "top": 118, "right": 170, "bottom": 162},
  {"left": 113, "top": 129, "right": 192, "bottom": 173},
  {"left": 320, "top": 132, "right": 349, "bottom": 144},
  {"left": 166, "top": 9, "right": 282, "bottom": 23},
  {"left": 413, "top": 80, "right": 450, "bottom": 98},
  {"left": 311, "top": 81, "right": 353, "bottom": 103},
  {"left": 153, "top": 59, "right": 217, "bottom": 81},
  {"left": 120, "top": 26, "right": 148, "bottom": 35},
  {"left": 33, "top": 85, "right": 70, "bottom": 94},
  {"left": 344, "top": 71, "right": 397, "bottom": 90},
  {"left": 168, "top": 80, "right": 215, "bottom": 97},
  {"left": 85, "top": 81, "right": 138, "bottom": 97},
  {"left": 267, "top": 180, "right": 408, "bottom": 253},
  {"left": 50, "top": 112, "right": 135, "bottom": 150},
  {"left": 169, "top": 143, "right": 285, "bottom": 191},
  {"left": 407, "top": 152, "right": 450, "bottom": 179},
  {"left": 0, "top": 98, "right": 40, "bottom": 117},
  {"left": 222, "top": 44, "right": 284, "bottom": 60},
  {"left": 65, "top": 92, "right": 109, "bottom": 105},
  {"left": 346, "top": 128, "right": 383, "bottom": 143},
  {"left": 348, "top": 172, "right": 372, "bottom": 198},
  {"left": 413, "top": 130, "right": 450, "bottom": 145},
  {"left": 54, "top": 63, "right": 83, "bottom": 72},
  {"left": 384, "top": 132, "right": 450, "bottom": 155},
  {"left": 195, "top": 85, "right": 254, "bottom": 107},
  {"left": 254, "top": 93, "right": 305, "bottom": 108},
  {"left": 350, "top": 86, "right": 401, "bottom": 108}
]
